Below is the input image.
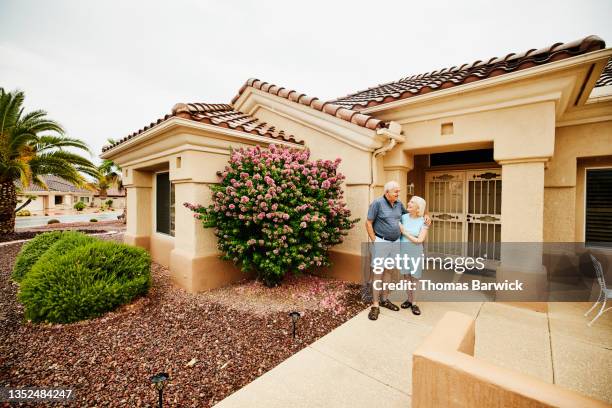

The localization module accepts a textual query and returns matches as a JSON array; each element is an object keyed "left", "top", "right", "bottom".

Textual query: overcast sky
[{"left": 1, "top": 0, "right": 611, "bottom": 164}]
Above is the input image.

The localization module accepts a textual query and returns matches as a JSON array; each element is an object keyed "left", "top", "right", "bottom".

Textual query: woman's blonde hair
[{"left": 409, "top": 195, "right": 426, "bottom": 217}]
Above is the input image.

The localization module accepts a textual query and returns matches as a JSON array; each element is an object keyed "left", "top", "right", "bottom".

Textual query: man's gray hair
[{"left": 384, "top": 180, "right": 400, "bottom": 193}]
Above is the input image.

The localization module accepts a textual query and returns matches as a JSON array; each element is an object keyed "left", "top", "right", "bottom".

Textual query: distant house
[
  {"left": 94, "top": 187, "right": 126, "bottom": 209},
  {"left": 15, "top": 175, "right": 94, "bottom": 214}
]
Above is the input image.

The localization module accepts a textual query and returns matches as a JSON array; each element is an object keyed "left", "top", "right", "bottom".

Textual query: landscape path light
[
  {"left": 289, "top": 311, "right": 301, "bottom": 339},
  {"left": 150, "top": 372, "right": 170, "bottom": 408}
]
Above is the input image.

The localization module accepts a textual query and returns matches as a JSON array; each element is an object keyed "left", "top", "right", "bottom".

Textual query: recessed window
[
  {"left": 156, "top": 173, "right": 175, "bottom": 236},
  {"left": 54, "top": 195, "right": 63, "bottom": 205},
  {"left": 176, "top": 156, "right": 182, "bottom": 169},
  {"left": 585, "top": 168, "right": 612, "bottom": 245},
  {"left": 80, "top": 197, "right": 90, "bottom": 203}
]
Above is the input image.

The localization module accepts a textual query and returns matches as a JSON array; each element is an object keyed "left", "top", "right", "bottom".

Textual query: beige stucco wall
[
  {"left": 93, "top": 196, "right": 126, "bottom": 209},
  {"left": 544, "top": 120, "right": 612, "bottom": 242}
]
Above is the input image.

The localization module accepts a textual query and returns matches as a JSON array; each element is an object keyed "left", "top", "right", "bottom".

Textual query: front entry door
[{"left": 425, "top": 169, "right": 502, "bottom": 261}]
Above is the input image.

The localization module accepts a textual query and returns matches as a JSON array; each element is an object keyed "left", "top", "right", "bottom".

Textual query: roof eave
[{"left": 100, "top": 116, "right": 305, "bottom": 160}]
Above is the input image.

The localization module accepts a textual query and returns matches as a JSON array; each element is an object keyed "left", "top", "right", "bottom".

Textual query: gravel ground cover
[{"left": 0, "top": 234, "right": 367, "bottom": 407}]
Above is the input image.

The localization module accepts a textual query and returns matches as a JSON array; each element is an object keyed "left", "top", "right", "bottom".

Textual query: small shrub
[
  {"left": 90, "top": 218, "right": 98, "bottom": 222},
  {"left": 12, "top": 231, "right": 65, "bottom": 282},
  {"left": 16, "top": 210, "right": 31, "bottom": 216},
  {"left": 74, "top": 201, "right": 86, "bottom": 211},
  {"left": 105, "top": 199, "right": 113, "bottom": 208},
  {"left": 19, "top": 240, "right": 151, "bottom": 323},
  {"left": 47, "top": 219, "right": 60, "bottom": 224}
]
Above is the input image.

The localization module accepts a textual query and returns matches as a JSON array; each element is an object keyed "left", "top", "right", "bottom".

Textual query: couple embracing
[{"left": 365, "top": 181, "right": 431, "bottom": 321}]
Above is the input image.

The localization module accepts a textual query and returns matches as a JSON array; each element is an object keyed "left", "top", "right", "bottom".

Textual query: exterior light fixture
[
  {"left": 150, "top": 372, "right": 170, "bottom": 408},
  {"left": 289, "top": 311, "right": 301, "bottom": 339}
]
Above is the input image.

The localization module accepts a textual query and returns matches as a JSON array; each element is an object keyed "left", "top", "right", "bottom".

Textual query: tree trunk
[{"left": 0, "top": 180, "right": 18, "bottom": 234}]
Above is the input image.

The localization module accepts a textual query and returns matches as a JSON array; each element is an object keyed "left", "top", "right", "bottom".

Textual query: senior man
[{"left": 366, "top": 181, "right": 430, "bottom": 321}]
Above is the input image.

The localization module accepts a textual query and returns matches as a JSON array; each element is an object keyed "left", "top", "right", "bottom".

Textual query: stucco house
[
  {"left": 15, "top": 175, "right": 95, "bottom": 214},
  {"left": 101, "top": 35, "right": 612, "bottom": 295},
  {"left": 93, "top": 187, "right": 126, "bottom": 209}
]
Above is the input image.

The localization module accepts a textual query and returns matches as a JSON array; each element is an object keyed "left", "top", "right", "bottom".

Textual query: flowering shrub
[{"left": 185, "top": 144, "right": 359, "bottom": 287}]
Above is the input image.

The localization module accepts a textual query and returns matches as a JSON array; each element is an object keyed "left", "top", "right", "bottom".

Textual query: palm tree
[
  {"left": 90, "top": 159, "right": 122, "bottom": 199},
  {"left": 0, "top": 88, "right": 98, "bottom": 233},
  {"left": 91, "top": 139, "right": 126, "bottom": 224}
]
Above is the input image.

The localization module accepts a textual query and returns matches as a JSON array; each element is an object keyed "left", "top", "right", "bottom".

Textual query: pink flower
[
  {"left": 240, "top": 196, "right": 249, "bottom": 203},
  {"left": 321, "top": 180, "right": 331, "bottom": 189}
]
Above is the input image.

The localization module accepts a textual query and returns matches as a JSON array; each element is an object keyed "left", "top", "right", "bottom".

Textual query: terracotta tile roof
[
  {"left": 231, "top": 79, "right": 388, "bottom": 130},
  {"left": 15, "top": 175, "right": 91, "bottom": 194},
  {"left": 330, "top": 36, "right": 607, "bottom": 111},
  {"left": 595, "top": 58, "right": 612, "bottom": 87},
  {"left": 102, "top": 103, "right": 302, "bottom": 152}
]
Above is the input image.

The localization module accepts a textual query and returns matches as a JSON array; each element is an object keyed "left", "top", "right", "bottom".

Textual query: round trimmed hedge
[
  {"left": 19, "top": 241, "right": 151, "bottom": 323},
  {"left": 12, "top": 231, "right": 65, "bottom": 282}
]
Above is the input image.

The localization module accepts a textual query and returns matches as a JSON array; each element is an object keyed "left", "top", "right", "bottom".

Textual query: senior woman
[{"left": 398, "top": 195, "right": 429, "bottom": 315}]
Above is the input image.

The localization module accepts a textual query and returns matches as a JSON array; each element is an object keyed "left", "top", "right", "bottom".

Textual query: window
[
  {"left": 585, "top": 168, "right": 612, "bottom": 244},
  {"left": 54, "top": 195, "right": 63, "bottom": 205},
  {"left": 80, "top": 197, "right": 90, "bottom": 203},
  {"left": 156, "top": 172, "right": 175, "bottom": 236}
]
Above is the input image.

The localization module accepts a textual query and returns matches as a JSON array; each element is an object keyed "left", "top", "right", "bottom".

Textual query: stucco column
[
  {"left": 169, "top": 181, "right": 243, "bottom": 293},
  {"left": 500, "top": 160, "right": 546, "bottom": 242},
  {"left": 497, "top": 159, "right": 548, "bottom": 308},
  {"left": 383, "top": 150, "right": 414, "bottom": 205},
  {"left": 124, "top": 170, "right": 152, "bottom": 250}
]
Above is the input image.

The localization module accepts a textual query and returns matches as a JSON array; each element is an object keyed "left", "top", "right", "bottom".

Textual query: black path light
[
  {"left": 150, "top": 372, "right": 170, "bottom": 408},
  {"left": 289, "top": 311, "right": 301, "bottom": 339}
]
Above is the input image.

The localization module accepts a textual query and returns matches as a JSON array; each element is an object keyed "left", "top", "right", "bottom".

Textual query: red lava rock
[{"left": 0, "top": 233, "right": 366, "bottom": 407}]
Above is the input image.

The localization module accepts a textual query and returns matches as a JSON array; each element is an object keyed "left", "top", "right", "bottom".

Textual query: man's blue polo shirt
[{"left": 367, "top": 196, "right": 407, "bottom": 241}]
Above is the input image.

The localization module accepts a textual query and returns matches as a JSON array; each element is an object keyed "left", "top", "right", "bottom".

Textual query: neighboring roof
[
  {"left": 102, "top": 103, "right": 303, "bottom": 153},
  {"left": 16, "top": 175, "right": 91, "bottom": 194},
  {"left": 231, "top": 78, "right": 387, "bottom": 130},
  {"left": 330, "top": 35, "right": 607, "bottom": 111},
  {"left": 595, "top": 58, "right": 612, "bottom": 87}
]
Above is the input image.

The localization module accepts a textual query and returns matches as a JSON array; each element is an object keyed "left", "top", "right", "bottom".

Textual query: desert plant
[
  {"left": 12, "top": 231, "right": 65, "bottom": 282},
  {"left": 74, "top": 201, "right": 85, "bottom": 211},
  {"left": 47, "top": 219, "right": 60, "bottom": 224},
  {"left": 19, "top": 240, "right": 151, "bottom": 323},
  {"left": 105, "top": 199, "right": 113, "bottom": 208},
  {"left": 185, "top": 144, "right": 358, "bottom": 287},
  {"left": 16, "top": 210, "right": 31, "bottom": 216}
]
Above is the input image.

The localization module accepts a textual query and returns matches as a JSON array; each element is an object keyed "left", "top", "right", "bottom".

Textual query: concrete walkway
[
  {"left": 214, "top": 301, "right": 612, "bottom": 407},
  {"left": 214, "top": 302, "right": 481, "bottom": 408}
]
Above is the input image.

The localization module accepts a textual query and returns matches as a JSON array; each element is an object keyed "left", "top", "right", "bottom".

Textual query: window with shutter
[{"left": 585, "top": 168, "right": 612, "bottom": 245}]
